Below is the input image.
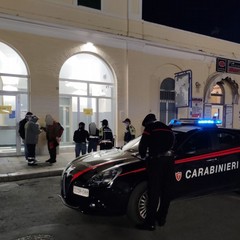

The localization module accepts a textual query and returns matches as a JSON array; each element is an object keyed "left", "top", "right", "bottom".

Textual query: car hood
[{"left": 64, "top": 148, "right": 140, "bottom": 180}]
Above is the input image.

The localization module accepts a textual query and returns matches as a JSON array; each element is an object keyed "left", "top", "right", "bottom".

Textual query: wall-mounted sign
[
  {"left": 225, "top": 105, "right": 233, "bottom": 128},
  {"left": 83, "top": 108, "right": 93, "bottom": 115},
  {"left": 0, "top": 105, "right": 12, "bottom": 114},
  {"left": 216, "top": 57, "right": 240, "bottom": 75},
  {"left": 175, "top": 70, "right": 192, "bottom": 108},
  {"left": 191, "top": 98, "right": 203, "bottom": 118},
  {"left": 204, "top": 104, "right": 212, "bottom": 119}
]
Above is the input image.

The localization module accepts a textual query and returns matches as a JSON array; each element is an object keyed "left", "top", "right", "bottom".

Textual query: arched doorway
[
  {"left": 204, "top": 75, "right": 238, "bottom": 128},
  {"left": 59, "top": 52, "right": 115, "bottom": 148},
  {"left": 209, "top": 83, "right": 224, "bottom": 123},
  {"left": 0, "top": 42, "right": 30, "bottom": 156},
  {"left": 160, "top": 78, "right": 176, "bottom": 124}
]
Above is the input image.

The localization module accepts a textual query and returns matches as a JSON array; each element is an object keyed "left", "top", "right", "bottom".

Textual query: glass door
[{"left": 0, "top": 94, "right": 18, "bottom": 156}]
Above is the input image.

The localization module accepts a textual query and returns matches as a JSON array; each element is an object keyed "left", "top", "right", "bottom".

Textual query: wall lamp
[{"left": 195, "top": 82, "right": 201, "bottom": 88}]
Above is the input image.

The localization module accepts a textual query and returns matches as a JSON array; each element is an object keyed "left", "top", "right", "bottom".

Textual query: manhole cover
[{"left": 16, "top": 234, "right": 55, "bottom": 240}]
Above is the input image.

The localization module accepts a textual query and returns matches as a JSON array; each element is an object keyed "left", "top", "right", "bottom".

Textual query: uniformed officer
[
  {"left": 122, "top": 118, "right": 136, "bottom": 144},
  {"left": 137, "top": 113, "right": 175, "bottom": 231},
  {"left": 99, "top": 119, "right": 114, "bottom": 150}
]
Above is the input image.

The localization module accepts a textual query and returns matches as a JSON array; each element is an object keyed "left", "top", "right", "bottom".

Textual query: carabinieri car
[{"left": 60, "top": 119, "right": 240, "bottom": 224}]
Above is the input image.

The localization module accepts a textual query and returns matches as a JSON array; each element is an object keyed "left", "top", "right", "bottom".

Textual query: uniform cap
[
  {"left": 142, "top": 113, "right": 156, "bottom": 127},
  {"left": 123, "top": 118, "right": 131, "bottom": 123}
]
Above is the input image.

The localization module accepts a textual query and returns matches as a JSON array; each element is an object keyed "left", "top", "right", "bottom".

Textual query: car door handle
[{"left": 206, "top": 158, "right": 218, "bottom": 162}]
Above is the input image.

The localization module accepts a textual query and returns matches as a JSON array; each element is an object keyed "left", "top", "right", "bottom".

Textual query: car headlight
[{"left": 87, "top": 167, "right": 122, "bottom": 187}]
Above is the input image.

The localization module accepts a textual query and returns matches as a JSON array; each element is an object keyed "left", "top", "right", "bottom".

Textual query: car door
[
  {"left": 173, "top": 129, "right": 222, "bottom": 198},
  {"left": 209, "top": 128, "right": 240, "bottom": 189}
]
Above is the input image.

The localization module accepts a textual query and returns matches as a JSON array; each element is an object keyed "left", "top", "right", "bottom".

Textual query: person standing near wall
[
  {"left": 41, "top": 114, "right": 64, "bottom": 164},
  {"left": 88, "top": 122, "right": 99, "bottom": 153},
  {"left": 25, "top": 115, "right": 42, "bottom": 166},
  {"left": 73, "top": 122, "right": 89, "bottom": 157},
  {"left": 137, "top": 113, "right": 175, "bottom": 231},
  {"left": 122, "top": 118, "right": 136, "bottom": 144},
  {"left": 18, "top": 112, "right": 33, "bottom": 160},
  {"left": 99, "top": 119, "right": 114, "bottom": 150}
]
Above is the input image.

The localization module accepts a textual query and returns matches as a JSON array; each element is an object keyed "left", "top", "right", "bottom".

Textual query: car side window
[
  {"left": 214, "top": 131, "right": 239, "bottom": 150},
  {"left": 181, "top": 131, "right": 211, "bottom": 155}
]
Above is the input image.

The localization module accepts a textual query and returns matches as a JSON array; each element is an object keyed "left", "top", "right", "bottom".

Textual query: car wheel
[{"left": 127, "top": 181, "right": 148, "bottom": 224}]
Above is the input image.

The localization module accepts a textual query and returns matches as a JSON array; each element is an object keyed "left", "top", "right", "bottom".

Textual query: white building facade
[{"left": 0, "top": 0, "right": 240, "bottom": 156}]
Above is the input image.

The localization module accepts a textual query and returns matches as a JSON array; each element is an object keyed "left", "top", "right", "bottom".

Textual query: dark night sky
[{"left": 142, "top": 1, "right": 240, "bottom": 44}]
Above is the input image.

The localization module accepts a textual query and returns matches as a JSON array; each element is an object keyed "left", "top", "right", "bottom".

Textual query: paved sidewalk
[{"left": 0, "top": 152, "right": 75, "bottom": 182}]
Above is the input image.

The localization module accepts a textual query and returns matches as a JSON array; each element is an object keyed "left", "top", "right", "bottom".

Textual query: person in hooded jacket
[
  {"left": 73, "top": 122, "right": 89, "bottom": 157},
  {"left": 137, "top": 113, "right": 175, "bottom": 231},
  {"left": 88, "top": 122, "right": 99, "bottom": 153},
  {"left": 41, "top": 114, "right": 64, "bottom": 164},
  {"left": 25, "top": 115, "right": 41, "bottom": 166}
]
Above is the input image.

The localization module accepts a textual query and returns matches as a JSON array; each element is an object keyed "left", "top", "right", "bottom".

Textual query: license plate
[{"left": 73, "top": 186, "right": 89, "bottom": 197}]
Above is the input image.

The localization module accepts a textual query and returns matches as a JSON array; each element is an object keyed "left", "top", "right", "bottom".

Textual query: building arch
[
  {"left": 0, "top": 41, "right": 30, "bottom": 156},
  {"left": 160, "top": 78, "right": 175, "bottom": 124},
  {"left": 204, "top": 72, "right": 239, "bottom": 127},
  {"left": 59, "top": 52, "right": 116, "bottom": 148},
  {"left": 204, "top": 73, "right": 239, "bottom": 104}
]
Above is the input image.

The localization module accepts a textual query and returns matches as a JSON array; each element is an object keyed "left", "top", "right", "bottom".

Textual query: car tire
[{"left": 127, "top": 181, "right": 148, "bottom": 224}]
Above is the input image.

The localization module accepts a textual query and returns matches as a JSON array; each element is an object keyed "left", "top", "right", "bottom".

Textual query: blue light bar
[
  {"left": 198, "top": 119, "right": 222, "bottom": 125},
  {"left": 169, "top": 118, "right": 222, "bottom": 127},
  {"left": 169, "top": 119, "right": 182, "bottom": 126},
  {"left": 198, "top": 119, "right": 215, "bottom": 124}
]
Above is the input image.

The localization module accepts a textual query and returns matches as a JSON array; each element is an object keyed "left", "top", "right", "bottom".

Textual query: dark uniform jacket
[
  {"left": 73, "top": 129, "right": 89, "bottom": 143},
  {"left": 18, "top": 118, "right": 28, "bottom": 140},
  {"left": 139, "top": 121, "right": 174, "bottom": 158}
]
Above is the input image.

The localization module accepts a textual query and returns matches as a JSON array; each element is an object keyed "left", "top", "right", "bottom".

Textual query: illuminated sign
[
  {"left": 216, "top": 57, "right": 240, "bottom": 75},
  {"left": 0, "top": 105, "right": 12, "bottom": 114},
  {"left": 83, "top": 108, "right": 93, "bottom": 115}
]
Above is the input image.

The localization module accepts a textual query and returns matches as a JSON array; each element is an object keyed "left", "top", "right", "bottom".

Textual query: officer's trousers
[{"left": 145, "top": 155, "right": 174, "bottom": 225}]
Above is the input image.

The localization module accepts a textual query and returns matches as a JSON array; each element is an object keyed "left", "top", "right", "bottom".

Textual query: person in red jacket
[{"left": 41, "top": 114, "right": 64, "bottom": 164}]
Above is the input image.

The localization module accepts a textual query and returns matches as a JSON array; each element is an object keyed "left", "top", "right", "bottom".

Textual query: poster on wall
[
  {"left": 204, "top": 104, "right": 212, "bottom": 119},
  {"left": 175, "top": 70, "right": 192, "bottom": 108},
  {"left": 83, "top": 108, "right": 93, "bottom": 116},
  {"left": 225, "top": 105, "right": 233, "bottom": 128},
  {"left": 0, "top": 105, "right": 12, "bottom": 114},
  {"left": 191, "top": 98, "right": 203, "bottom": 118}
]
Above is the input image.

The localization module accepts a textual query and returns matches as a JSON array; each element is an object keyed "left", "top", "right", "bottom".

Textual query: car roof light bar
[{"left": 169, "top": 118, "right": 222, "bottom": 127}]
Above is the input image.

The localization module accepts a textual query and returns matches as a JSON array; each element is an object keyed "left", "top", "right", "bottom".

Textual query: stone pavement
[{"left": 0, "top": 152, "right": 75, "bottom": 182}]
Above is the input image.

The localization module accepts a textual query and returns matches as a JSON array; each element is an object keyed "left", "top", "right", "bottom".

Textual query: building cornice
[{"left": 0, "top": 13, "right": 217, "bottom": 62}]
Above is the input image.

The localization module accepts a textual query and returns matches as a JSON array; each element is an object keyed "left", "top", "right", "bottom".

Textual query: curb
[{"left": 0, "top": 168, "right": 64, "bottom": 182}]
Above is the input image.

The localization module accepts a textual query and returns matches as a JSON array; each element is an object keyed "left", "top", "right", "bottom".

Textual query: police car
[{"left": 60, "top": 119, "right": 240, "bottom": 224}]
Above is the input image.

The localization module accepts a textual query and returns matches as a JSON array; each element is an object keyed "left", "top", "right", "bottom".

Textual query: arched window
[
  {"left": 59, "top": 53, "right": 115, "bottom": 147},
  {"left": 160, "top": 78, "right": 175, "bottom": 124},
  {"left": 0, "top": 42, "right": 29, "bottom": 156},
  {"left": 209, "top": 83, "right": 224, "bottom": 104}
]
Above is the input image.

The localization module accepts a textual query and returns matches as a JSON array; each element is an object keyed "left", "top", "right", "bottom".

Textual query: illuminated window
[
  {"left": 0, "top": 41, "right": 29, "bottom": 156},
  {"left": 59, "top": 53, "right": 115, "bottom": 146},
  {"left": 210, "top": 83, "right": 224, "bottom": 104}
]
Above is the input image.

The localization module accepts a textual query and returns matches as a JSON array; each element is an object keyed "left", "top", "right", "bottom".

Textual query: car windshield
[
  {"left": 121, "top": 128, "right": 199, "bottom": 153},
  {"left": 122, "top": 136, "right": 141, "bottom": 152}
]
